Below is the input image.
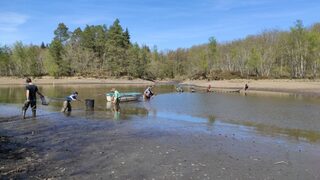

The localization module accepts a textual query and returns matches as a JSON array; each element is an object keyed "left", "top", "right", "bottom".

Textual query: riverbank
[
  {"left": 0, "top": 76, "right": 155, "bottom": 85},
  {"left": 2, "top": 77, "right": 320, "bottom": 97},
  {"left": 182, "top": 79, "right": 320, "bottom": 97}
]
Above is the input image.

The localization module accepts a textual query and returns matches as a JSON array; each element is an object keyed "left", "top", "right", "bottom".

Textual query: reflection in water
[
  {"left": 106, "top": 102, "right": 149, "bottom": 120},
  {"left": 64, "top": 111, "right": 71, "bottom": 117},
  {"left": 152, "top": 111, "right": 211, "bottom": 123},
  {"left": 145, "top": 110, "right": 320, "bottom": 143},
  {"left": 238, "top": 121, "right": 320, "bottom": 143},
  {"left": 207, "top": 115, "right": 216, "bottom": 124},
  {"left": 106, "top": 102, "right": 112, "bottom": 110},
  {"left": 114, "top": 111, "right": 120, "bottom": 120}
]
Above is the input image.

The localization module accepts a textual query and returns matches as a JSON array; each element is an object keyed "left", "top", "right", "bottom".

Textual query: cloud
[{"left": 0, "top": 12, "right": 29, "bottom": 32}]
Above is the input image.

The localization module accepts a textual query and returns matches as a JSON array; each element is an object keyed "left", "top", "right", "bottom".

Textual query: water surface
[{"left": 1, "top": 84, "right": 320, "bottom": 143}]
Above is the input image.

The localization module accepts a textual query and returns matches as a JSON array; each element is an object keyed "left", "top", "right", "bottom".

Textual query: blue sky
[{"left": 1, "top": 0, "right": 320, "bottom": 50}]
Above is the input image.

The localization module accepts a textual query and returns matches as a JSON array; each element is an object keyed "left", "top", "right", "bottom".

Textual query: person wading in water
[
  {"left": 143, "top": 86, "right": 154, "bottom": 100},
  {"left": 22, "top": 78, "right": 45, "bottom": 119},
  {"left": 111, "top": 88, "right": 120, "bottom": 112},
  {"left": 61, "top": 92, "right": 80, "bottom": 112}
]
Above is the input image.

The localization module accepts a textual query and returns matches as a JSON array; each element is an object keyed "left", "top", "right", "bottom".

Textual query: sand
[
  {"left": 0, "top": 76, "right": 154, "bottom": 86},
  {"left": 182, "top": 79, "right": 320, "bottom": 97}
]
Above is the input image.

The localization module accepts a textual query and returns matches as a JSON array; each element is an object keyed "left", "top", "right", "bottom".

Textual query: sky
[{"left": 1, "top": 0, "right": 320, "bottom": 50}]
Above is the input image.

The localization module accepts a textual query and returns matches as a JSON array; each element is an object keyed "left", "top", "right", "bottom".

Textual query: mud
[{"left": 1, "top": 106, "right": 320, "bottom": 179}]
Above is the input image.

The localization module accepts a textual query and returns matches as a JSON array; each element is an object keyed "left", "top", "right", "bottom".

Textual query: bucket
[{"left": 85, "top": 99, "right": 94, "bottom": 110}]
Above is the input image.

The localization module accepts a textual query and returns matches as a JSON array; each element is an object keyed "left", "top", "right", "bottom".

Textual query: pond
[{"left": 1, "top": 84, "right": 320, "bottom": 144}]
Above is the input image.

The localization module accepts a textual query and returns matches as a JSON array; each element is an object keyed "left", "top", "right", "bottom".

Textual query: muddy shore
[
  {"left": 2, "top": 77, "right": 320, "bottom": 97},
  {"left": 182, "top": 79, "right": 320, "bottom": 97},
  {"left": 1, "top": 105, "right": 320, "bottom": 179}
]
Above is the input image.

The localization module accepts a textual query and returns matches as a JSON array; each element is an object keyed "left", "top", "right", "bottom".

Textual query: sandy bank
[
  {"left": 2, "top": 76, "right": 320, "bottom": 97},
  {"left": 0, "top": 76, "right": 155, "bottom": 85},
  {"left": 182, "top": 79, "right": 320, "bottom": 97}
]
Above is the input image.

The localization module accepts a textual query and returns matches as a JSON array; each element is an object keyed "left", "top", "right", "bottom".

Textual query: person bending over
[
  {"left": 61, "top": 92, "right": 79, "bottom": 112},
  {"left": 144, "top": 86, "right": 154, "bottom": 100}
]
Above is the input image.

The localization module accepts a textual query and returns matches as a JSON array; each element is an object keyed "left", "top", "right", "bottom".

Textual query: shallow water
[{"left": 1, "top": 84, "right": 320, "bottom": 144}]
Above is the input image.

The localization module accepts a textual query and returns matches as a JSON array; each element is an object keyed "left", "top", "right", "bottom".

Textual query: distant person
[
  {"left": 61, "top": 92, "right": 80, "bottom": 112},
  {"left": 245, "top": 84, "right": 249, "bottom": 91},
  {"left": 22, "top": 78, "right": 44, "bottom": 119},
  {"left": 144, "top": 86, "right": 154, "bottom": 100},
  {"left": 207, "top": 84, "right": 211, "bottom": 92},
  {"left": 176, "top": 86, "right": 183, "bottom": 92},
  {"left": 111, "top": 88, "right": 120, "bottom": 112},
  {"left": 190, "top": 87, "right": 196, "bottom": 93}
]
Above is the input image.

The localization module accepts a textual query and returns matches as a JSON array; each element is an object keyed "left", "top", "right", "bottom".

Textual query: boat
[{"left": 106, "top": 92, "right": 142, "bottom": 102}]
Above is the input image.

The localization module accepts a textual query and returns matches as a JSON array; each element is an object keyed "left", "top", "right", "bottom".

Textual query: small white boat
[{"left": 106, "top": 92, "right": 142, "bottom": 102}]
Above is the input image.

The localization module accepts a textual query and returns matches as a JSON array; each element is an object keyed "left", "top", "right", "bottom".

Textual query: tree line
[{"left": 1, "top": 19, "right": 320, "bottom": 80}]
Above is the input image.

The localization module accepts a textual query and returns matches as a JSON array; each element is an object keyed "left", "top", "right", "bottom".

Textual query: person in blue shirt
[
  {"left": 111, "top": 88, "right": 120, "bottom": 112},
  {"left": 61, "top": 92, "right": 79, "bottom": 112}
]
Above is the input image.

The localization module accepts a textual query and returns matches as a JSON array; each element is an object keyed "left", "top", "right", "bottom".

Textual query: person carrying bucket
[
  {"left": 22, "top": 77, "right": 45, "bottom": 119},
  {"left": 61, "top": 92, "right": 80, "bottom": 112},
  {"left": 110, "top": 88, "right": 120, "bottom": 112}
]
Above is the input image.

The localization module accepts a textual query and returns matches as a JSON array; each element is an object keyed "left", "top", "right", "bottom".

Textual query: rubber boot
[
  {"left": 32, "top": 110, "right": 36, "bottom": 117},
  {"left": 22, "top": 110, "right": 26, "bottom": 119}
]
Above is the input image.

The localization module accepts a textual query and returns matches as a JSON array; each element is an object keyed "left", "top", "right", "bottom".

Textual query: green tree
[
  {"left": 54, "top": 23, "right": 70, "bottom": 43},
  {"left": 43, "top": 48, "right": 59, "bottom": 77},
  {"left": 105, "top": 19, "right": 131, "bottom": 76},
  {"left": 12, "top": 42, "right": 28, "bottom": 76},
  {"left": 27, "top": 45, "right": 41, "bottom": 76},
  {"left": 40, "top": 42, "right": 46, "bottom": 49},
  {"left": 247, "top": 48, "right": 262, "bottom": 77},
  {"left": 49, "top": 23, "right": 71, "bottom": 76},
  {"left": 208, "top": 36, "right": 218, "bottom": 70},
  {"left": 0, "top": 45, "right": 11, "bottom": 76},
  {"left": 49, "top": 39, "right": 68, "bottom": 76},
  {"left": 288, "top": 20, "right": 308, "bottom": 78}
]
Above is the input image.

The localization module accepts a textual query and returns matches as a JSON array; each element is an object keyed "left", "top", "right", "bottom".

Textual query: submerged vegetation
[{"left": 1, "top": 19, "right": 320, "bottom": 80}]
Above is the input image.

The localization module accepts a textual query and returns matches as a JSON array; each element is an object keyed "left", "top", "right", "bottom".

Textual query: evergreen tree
[
  {"left": 49, "top": 39, "right": 64, "bottom": 76},
  {"left": 40, "top": 42, "right": 46, "bottom": 49},
  {"left": 49, "top": 23, "right": 71, "bottom": 76},
  {"left": 54, "top": 23, "right": 70, "bottom": 44},
  {"left": 105, "top": 19, "right": 131, "bottom": 76}
]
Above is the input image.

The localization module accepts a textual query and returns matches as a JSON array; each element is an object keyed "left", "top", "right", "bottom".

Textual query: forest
[{"left": 1, "top": 19, "right": 320, "bottom": 80}]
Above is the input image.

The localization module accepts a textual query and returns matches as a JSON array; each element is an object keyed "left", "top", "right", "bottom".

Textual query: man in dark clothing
[
  {"left": 245, "top": 84, "right": 249, "bottom": 91},
  {"left": 22, "top": 78, "right": 44, "bottom": 119}
]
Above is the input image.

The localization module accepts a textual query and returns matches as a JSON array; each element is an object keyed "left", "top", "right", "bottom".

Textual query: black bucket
[{"left": 85, "top": 99, "right": 94, "bottom": 110}]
